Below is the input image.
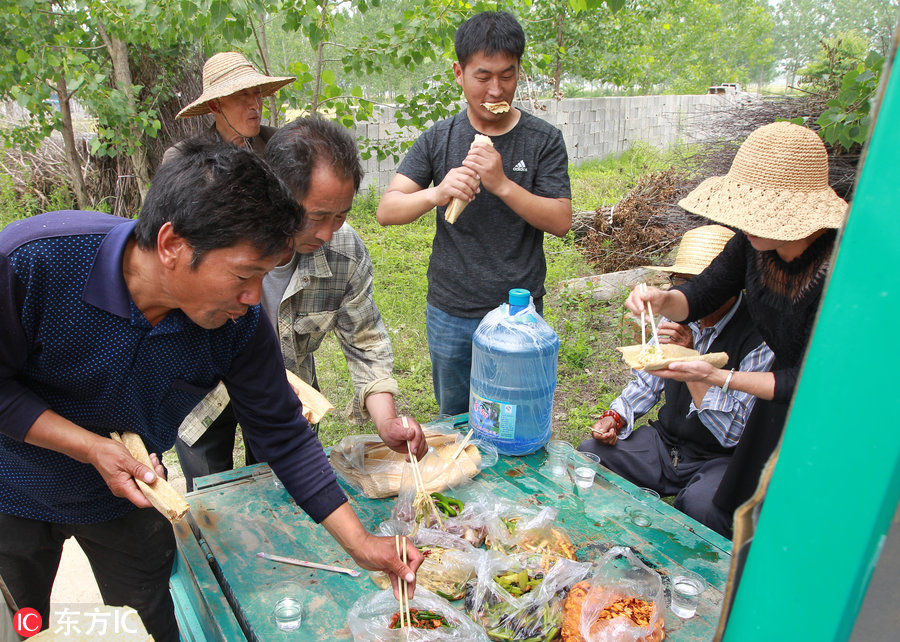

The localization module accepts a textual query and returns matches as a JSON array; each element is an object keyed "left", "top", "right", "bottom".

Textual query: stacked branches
[{"left": 575, "top": 95, "right": 859, "bottom": 274}]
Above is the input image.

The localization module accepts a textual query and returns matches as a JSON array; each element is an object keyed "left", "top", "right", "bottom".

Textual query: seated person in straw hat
[
  {"left": 162, "top": 51, "right": 295, "bottom": 163},
  {"left": 625, "top": 122, "right": 848, "bottom": 525},
  {"left": 579, "top": 225, "right": 774, "bottom": 537}
]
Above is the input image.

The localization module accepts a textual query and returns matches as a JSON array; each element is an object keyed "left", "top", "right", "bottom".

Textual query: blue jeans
[{"left": 426, "top": 300, "right": 542, "bottom": 416}]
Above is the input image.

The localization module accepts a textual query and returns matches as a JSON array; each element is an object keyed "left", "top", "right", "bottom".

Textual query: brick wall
[{"left": 353, "top": 93, "right": 738, "bottom": 190}]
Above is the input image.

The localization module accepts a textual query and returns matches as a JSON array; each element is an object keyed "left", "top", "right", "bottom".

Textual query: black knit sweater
[{"left": 675, "top": 229, "right": 836, "bottom": 402}]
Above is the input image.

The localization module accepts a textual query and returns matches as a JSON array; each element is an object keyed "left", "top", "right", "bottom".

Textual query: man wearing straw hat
[
  {"left": 162, "top": 51, "right": 295, "bottom": 163},
  {"left": 578, "top": 225, "right": 774, "bottom": 537}
]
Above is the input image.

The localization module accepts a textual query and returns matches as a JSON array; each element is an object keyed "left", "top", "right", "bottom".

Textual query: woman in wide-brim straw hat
[
  {"left": 163, "top": 52, "right": 295, "bottom": 164},
  {"left": 623, "top": 121, "right": 848, "bottom": 522}
]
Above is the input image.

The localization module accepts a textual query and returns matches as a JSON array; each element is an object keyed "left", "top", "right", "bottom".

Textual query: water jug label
[{"left": 471, "top": 393, "right": 517, "bottom": 439}]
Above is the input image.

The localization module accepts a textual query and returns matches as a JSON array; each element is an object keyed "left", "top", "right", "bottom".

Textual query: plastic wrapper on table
[
  {"left": 562, "top": 547, "right": 665, "bottom": 642},
  {"left": 465, "top": 550, "right": 592, "bottom": 641},
  {"left": 370, "top": 527, "right": 484, "bottom": 601},
  {"left": 348, "top": 588, "right": 489, "bottom": 641},
  {"left": 329, "top": 429, "right": 497, "bottom": 498},
  {"left": 484, "top": 506, "right": 577, "bottom": 565}
]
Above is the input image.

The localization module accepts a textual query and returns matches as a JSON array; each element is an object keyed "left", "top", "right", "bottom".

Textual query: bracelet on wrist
[
  {"left": 721, "top": 368, "right": 736, "bottom": 395},
  {"left": 601, "top": 409, "right": 624, "bottom": 434}
]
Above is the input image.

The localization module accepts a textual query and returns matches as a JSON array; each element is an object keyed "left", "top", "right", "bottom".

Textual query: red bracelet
[{"left": 601, "top": 410, "right": 624, "bottom": 434}]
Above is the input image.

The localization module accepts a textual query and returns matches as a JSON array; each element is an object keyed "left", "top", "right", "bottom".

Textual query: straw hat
[
  {"left": 645, "top": 225, "right": 735, "bottom": 275},
  {"left": 176, "top": 52, "right": 295, "bottom": 119},
  {"left": 678, "top": 122, "right": 848, "bottom": 241}
]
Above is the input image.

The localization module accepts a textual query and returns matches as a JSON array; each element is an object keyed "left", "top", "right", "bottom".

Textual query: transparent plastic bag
[
  {"left": 569, "top": 547, "right": 665, "bottom": 642},
  {"left": 370, "top": 527, "right": 483, "bottom": 601},
  {"left": 347, "top": 588, "right": 488, "bottom": 642},
  {"left": 329, "top": 429, "right": 497, "bottom": 498},
  {"left": 483, "top": 506, "right": 576, "bottom": 563},
  {"left": 465, "top": 550, "right": 591, "bottom": 641}
]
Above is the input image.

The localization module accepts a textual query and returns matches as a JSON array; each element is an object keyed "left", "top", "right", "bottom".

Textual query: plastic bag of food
[
  {"left": 330, "top": 429, "right": 497, "bottom": 498},
  {"left": 561, "top": 547, "right": 665, "bottom": 642},
  {"left": 465, "top": 550, "right": 591, "bottom": 641},
  {"left": 347, "top": 588, "right": 488, "bottom": 641},
  {"left": 370, "top": 527, "right": 482, "bottom": 601},
  {"left": 484, "top": 506, "right": 577, "bottom": 564}
]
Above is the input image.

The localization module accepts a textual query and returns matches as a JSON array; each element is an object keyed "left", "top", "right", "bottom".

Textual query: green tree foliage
[
  {"left": 526, "top": 0, "right": 775, "bottom": 95},
  {"left": 773, "top": 0, "right": 898, "bottom": 88},
  {"left": 795, "top": 32, "right": 885, "bottom": 153}
]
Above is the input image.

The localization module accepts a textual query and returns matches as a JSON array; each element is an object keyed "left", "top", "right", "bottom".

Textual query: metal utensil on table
[{"left": 256, "top": 552, "right": 361, "bottom": 577}]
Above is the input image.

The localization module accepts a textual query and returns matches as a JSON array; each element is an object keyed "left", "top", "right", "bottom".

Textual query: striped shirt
[{"left": 612, "top": 294, "right": 774, "bottom": 448}]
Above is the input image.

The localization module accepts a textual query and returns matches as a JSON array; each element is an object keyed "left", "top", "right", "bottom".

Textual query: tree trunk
[
  {"left": 250, "top": 11, "right": 279, "bottom": 127},
  {"left": 55, "top": 74, "right": 88, "bottom": 209},
  {"left": 310, "top": 0, "right": 329, "bottom": 115},
  {"left": 554, "top": 10, "right": 565, "bottom": 98},
  {"left": 97, "top": 22, "right": 151, "bottom": 204}
]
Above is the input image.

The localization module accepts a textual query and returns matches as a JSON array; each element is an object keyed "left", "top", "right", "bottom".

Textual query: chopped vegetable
[{"left": 388, "top": 608, "right": 452, "bottom": 629}]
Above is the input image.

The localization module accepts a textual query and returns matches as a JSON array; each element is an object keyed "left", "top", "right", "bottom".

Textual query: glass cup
[
  {"left": 572, "top": 451, "right": 601, "bottom": 489},
  {"left": 637, "top": 487, "right": 660, "bottom": 503},
  {"left": 625, "top": 506, "right": 652, "bottom": 527},
  {"left": 670, "top": 572, "right": 705, "bottom": 619},
  {"left": 545, "top": 440, "right": 574, "bottom": 477},
  {"left": 273, "top": 596, "right": 303, "bottom": 631}
]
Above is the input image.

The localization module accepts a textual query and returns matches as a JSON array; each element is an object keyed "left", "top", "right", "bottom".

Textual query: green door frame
[{"left": 724, "top": 26, "right": 900, "bottom": 641}]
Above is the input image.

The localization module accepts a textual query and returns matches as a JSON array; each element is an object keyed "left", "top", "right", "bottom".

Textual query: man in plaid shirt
[{"left": 176, "top": 118, "right": 427, "bottom": 491}]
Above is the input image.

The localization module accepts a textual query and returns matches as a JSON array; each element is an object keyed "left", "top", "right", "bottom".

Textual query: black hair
[
  {"left": 454, "top": 11, "right": 525, "bottom": 67},
  {"left": 265, "top": 117, "right": 364, "bottom": 199},
  {"left": 135, "top": 140, "right": 302, "bottom": 265}
]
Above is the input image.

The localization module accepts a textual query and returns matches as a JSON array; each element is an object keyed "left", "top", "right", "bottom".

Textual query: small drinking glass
[
  {"left": 637, "top": 487, "right": 660, "bottom": 503},
  {"left": 545, "top": 440, "right": 574, "bottom": 477},
  {"left": 273, "top": 596, "right": 303, "bottom": 631},
  {"left": 625, "top": 506, "right": 652, "bottom": 527},
  {"left": 670, "top": 572, "right": 705, "bottom": 619},
  {"left": 572, "top": 451, "right": 600, "bottom": 489}
]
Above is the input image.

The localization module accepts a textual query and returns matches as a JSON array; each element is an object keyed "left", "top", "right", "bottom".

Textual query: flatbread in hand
[{"left": 618, "top": 343, "right": 728, "bottom": 371}]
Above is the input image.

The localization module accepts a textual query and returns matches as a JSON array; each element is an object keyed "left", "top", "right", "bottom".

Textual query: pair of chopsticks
[
  {"left": 402, "top": 417, "right": 445, "bottom": 530},
  {"left": 451, "top": 429, "right": 474, "bottom": 461},
  {"left": 394, "top": 535, "right": 412, "bottom": 629},
  {"left": 640, "top": 283, "right": 662, "bottom": 348}
]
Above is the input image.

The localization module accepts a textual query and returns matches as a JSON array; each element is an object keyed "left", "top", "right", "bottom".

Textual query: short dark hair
[
  {"left": 135, "top": 140, "right": 302, "bottom": 264},
  {"left": 265, "top": 117, "right": 364, "bottom": 199},
  {"left": 455, "top": 11, "right": 525, "bottom": 67}
]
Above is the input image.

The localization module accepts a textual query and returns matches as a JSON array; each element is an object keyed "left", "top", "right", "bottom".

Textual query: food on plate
[
  {"left": 562, "top": 581, "right": 666, "bottom": 642},
  {"left": 388, "top": 608, "right": 451, "bottom": 629},
  {"left": 618, "top": 343, "right": 728, "bottom": 371},
  {"left": 481, "top": 101, "right": 510, "bottom": 113},
  {"left": 445, "top": 134, "right": 493, "bottom": 224}
]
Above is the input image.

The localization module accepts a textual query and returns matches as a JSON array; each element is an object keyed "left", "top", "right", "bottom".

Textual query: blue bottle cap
[{"left": 508, "top": 288, "right": 530, "bottom": 307}]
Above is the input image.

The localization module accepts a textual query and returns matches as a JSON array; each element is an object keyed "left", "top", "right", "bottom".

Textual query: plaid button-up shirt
[{"left": 179, "top": 224, "right": 398, "bottom": 445}]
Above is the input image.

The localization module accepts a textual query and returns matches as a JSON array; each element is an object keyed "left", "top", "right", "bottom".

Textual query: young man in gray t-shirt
[{"left": 376, "top": 11, "right": 572, "bottom": 415}]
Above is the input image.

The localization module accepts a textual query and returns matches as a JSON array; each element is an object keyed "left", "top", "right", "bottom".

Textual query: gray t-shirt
[
  {"left": 261, "top": 253, "right": 297, "bottom": 333},
  {"left": 397, "top": 109, "right": 571, "bottom": 318}
]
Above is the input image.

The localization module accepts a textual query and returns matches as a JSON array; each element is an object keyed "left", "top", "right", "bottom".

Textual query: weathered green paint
[
  {"left": 172, "top": 416, "right": 730, "bottom": 640},
  {"left": 724, "top": 41, "right": 900, "bottom": 640}
]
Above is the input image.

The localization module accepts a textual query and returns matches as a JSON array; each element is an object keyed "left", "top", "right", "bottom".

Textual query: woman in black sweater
[{"left": 626, "top": 121, "right": 848, "bottom": 516}]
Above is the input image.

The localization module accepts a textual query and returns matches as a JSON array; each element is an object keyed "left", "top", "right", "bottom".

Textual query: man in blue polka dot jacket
[{"left": 0, "top": 142, "right": 423, "bottom": 640}]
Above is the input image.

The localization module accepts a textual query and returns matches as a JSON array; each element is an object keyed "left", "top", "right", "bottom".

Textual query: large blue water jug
[{"left": 468, "top": 288, "right": 560, "bottom": 455}]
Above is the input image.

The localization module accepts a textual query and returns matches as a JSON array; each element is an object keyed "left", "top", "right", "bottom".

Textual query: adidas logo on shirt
[{"left": 512, "top": 160, "right": 527, "bottom": 172}]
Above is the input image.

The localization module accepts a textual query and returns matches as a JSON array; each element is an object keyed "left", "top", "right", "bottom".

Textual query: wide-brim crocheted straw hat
[
  {"left": 176, "top": 52, "right": 295, "bottom": 119},
  {"left": 678, "top": 121, "right": 848, "bottom": 241},
  {"left": 644, "top": 224, "right": 735, "bottom": 275}
]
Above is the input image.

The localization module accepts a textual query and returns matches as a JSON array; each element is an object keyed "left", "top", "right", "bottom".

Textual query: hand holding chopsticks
[
  {"left": 640, "top": 283, "right": 662, "bottom": 348},
  {"left": 395, "top": 535, "right": 412, "bottom": 629}
]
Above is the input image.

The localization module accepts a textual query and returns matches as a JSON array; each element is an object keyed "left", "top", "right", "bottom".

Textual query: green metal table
[{"left": 170, "top": 416, "right": 731, "bottom": 640}]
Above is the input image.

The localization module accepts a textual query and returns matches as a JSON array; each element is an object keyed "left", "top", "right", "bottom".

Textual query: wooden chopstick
[
  {"left": 407, "top": 441, "right": 445, "bottom": 529},
  {"left": 395, "top": 535, "right": 408, "bottom": 628},
  {"left": 401, "top": 536, "right": 410, "bottom": 627},
  {"left": 451, "top": 429, "right": 474, "bottom": 461},
  {"left": 647, "top": 300, "right": 662, "bottom": 347}
]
